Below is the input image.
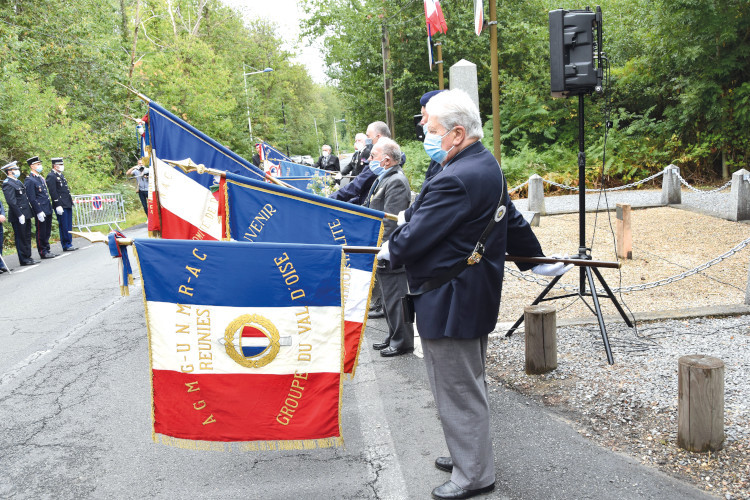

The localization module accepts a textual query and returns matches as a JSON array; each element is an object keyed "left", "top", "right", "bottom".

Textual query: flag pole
[
  {"left": 488, "top": 1, "right": 501, "bottom": 164},
  {"left": 116, "top": 82, "right": 151, "bottom": 104},
  {"left": 72, "top": 231, "right": 620, "bottom": 268}
]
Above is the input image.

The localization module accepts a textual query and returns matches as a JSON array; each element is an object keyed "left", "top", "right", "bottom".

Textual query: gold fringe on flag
[{"left": 154, "top": 434, "right": 344, "bottom": 452}]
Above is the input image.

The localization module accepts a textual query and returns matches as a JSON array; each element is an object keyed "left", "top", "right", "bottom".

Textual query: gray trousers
[
  {"left": 376, "top": 268, "right": 414, "bottom": 350},
  {"left": 422, "top": 335, "right": 495, "bottom": 489}
]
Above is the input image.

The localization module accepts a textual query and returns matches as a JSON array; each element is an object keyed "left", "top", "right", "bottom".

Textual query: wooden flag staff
[{"left": 72, "top": 232, "right": 620, "bottom": 269}]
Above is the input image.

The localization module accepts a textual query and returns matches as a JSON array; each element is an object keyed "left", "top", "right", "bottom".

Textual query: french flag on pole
[
  {"left": 223, "top": 172, "right": 384, "bottom": 376},
  {"left": 424, "top": 0, "right": 447, "bottom": 70},
  {"left": 134, "top": 239, "right": 345, "bottom": 446},
  {"left": 146, "top": 101, "right": 265, "bottom": 239}
]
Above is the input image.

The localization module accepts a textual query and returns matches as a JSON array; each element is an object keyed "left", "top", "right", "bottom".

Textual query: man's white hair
[
  {"left": 425, "top": 89, "right": 484, "bottom": 140},
  {"left": 375, "top": 137, "right": 402, "bottom": 164},
  {"left": 355, "top": 132, "right": 367, "bottom": 142}
]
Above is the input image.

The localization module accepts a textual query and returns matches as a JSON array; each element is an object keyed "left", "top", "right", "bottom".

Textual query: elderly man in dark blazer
[
  {"left": 381, "top": 89, "right": 570, "bottom": 499},
  {"left": 364, "top": 137, "right": 414, "bottom": 357}
]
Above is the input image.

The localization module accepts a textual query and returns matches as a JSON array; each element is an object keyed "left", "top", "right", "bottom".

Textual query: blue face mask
[
  {"left": 369, "top": 160, "right": 385, "bottom": 176},
  {"left": 365, "top": 138, "right": 373, "bottom": 146},
  {"left": 423, "top": 128, "right": 455, "bottom": 163},
  {"left": 422, "top": 123, "right": 429, "bottom": 136}
]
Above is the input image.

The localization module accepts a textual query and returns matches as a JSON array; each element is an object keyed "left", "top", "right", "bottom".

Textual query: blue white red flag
[
  {"left": 146, "top": 101, "right": 265, "bottom": 238},
  {"left": 134, "top": 239, "right": 345, "bottom": 447},
  {"left": 223, "top": 172, "right": 384, "bottom": 375},
  {"left": 256, "top": 142, "right": 293, "bottom": 178},
  {"left": 278, "top": 160, "right": 333, "bottom": 178},
  {"left": 424, "top": 0, "right": 447, "bottom": 70},
  {"left": 474, "top": 0, "right": 484, "bottom": 35}
]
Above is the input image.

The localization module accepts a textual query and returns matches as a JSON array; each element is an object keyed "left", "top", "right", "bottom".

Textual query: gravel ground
[{"left": 487, "top": 203, "right": 750, "bottom": 499}]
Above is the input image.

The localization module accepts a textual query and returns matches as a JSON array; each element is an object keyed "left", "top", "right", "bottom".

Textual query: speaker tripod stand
[{"left": 505, "top": 94, "right": 633, "bottom": 365}]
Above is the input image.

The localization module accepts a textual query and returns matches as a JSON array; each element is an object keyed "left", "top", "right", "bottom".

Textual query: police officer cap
[
  {"left": 26, "top": 156, "right": 41, "bottom": 166},
  {"left": 51, "top": 157, "right": 64, "bottom": 166},
  {"left": 420, "top": 89, "right": 446, "bottom": 107},
  {"left": 2, "top": 161, "right": 18, "bottom": 171}
]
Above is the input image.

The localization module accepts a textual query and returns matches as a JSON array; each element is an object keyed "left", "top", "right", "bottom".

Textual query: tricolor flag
[
  {"left": 474, "top": 0, "right": 484, "bottom": 35},
  {"left": 424, "top": 0, "right": 448, "bottom": 70},
  {"left": 135, "top": 239, "right": 345, "bottom": 447},
  {"left": 256, "top": 142, "right": 293, "bottom": 178},
  {"left": 146, "top": 101, "right": 265, "bottom": 238},
  {"left": 224, "top": 172, "right": 384, "bottom": 376}
]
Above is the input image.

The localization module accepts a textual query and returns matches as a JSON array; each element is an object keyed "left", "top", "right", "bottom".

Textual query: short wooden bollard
[
  {"left": 678, "top": 355, "right": 725, "bottom": 452},
  {"left": 524, "top": 305, "right": 557, "bottom": 375},
  {"left": 616, "top": 203, "right": 632, "bottom": 259}
]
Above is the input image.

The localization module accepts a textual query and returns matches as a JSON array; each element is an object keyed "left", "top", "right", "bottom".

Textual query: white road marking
[{"left": 352, "top": 346, "right": 409, "bottom": 499}]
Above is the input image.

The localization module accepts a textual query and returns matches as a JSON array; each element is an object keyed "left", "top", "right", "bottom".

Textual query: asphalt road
[{"left": 0, "top": 226, "right": 714, "bottom": 499}]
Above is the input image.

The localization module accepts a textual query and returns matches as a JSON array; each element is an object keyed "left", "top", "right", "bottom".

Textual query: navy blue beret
[{"left": 420, "top": 89, "right": 446, "bottom": 107}]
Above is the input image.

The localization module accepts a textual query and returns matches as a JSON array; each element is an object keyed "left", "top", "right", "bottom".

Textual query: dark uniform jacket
[
  {"left": 25, "top": 174, "right": 53, "bottom": 216},
  {"left": 313, "top": 154, "right": 340, "bottom": 172},
  {"left": 341, "top": 143, "right": 372, "bottom": 177},
  {"left": 2, "top": 177, "right": 34, "bottom": 219},
  {"left": 331, "top": 151, "right": 406, "bottom": 206},
  {"left": 389, "top": 141, "right": 543, "bottom": 340},
  {"left": 46, "top": 170, "right": 73, "bottom": 209},
  {"left": 368, "top": 166, "right": 412, "bottom": 273}
]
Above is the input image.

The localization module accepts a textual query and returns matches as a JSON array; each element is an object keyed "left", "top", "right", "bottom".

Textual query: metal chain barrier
[
  {"left": 508, "top": 180, "right": 529, "bottom": 193},
  {"left": 541, "top": 170, "right": 665, "bottom": 193},
  {"left": 675, "top": 172, "right": 733, "bottom": 194},
  {"left": 506, "top": 235, "right": 750, "bottom": 294}
]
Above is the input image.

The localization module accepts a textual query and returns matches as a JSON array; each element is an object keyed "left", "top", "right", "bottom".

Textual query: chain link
[
  {"left": 675, "top": 172, "right": 733, "bottom": 194},
  {"left": 541, "top": 170, "right": 665, "bottom": 193},
  {"left": 506, "top": 236, "right": 750, "bottom": 293},
  {"left": 508, "top": 180, "right": 529, "bottom": 193}
]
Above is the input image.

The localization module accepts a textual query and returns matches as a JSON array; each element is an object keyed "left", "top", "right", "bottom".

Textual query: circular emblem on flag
[
  {"left": 92, "top": 195, "right": 104, "bottom": 210},
  {"left": 494, "top": 205, "right": 506, "bottom": 222},
  {"left": 224, "top": 314, "right": 281, "bottom": 368}
]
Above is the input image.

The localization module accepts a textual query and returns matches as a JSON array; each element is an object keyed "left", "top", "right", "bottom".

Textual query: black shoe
[
  {"left": 431, "top": 480, "right": 495, "bottom": 499},
  {"left": 372, "top": 341, "right": 390, "bottom": 351},
  {"left": 63, "top": 247, "right": 78, "bottom": 252},
  {"left": 380, "top": 346, "right": 413, "bottom": 357},
  {"left": 0, "top": 267, "right": 8, "bottom": 274},
  {"left": 41, "top": 253, "right": 57, "bottom": 259},
  {"left": 369, "top": 301, "right": 383, "bottom": 312},
  {"left": 20, "top": 259, "right": 40, "bottom": 266},
  {"left": 435, "top": 456, "right": 453, "bottom": 472},
  {"left": 369, "top": 308, "right": 385, "bottom": 319}
]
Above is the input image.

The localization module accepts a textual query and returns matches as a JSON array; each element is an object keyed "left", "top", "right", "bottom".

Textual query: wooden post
[
  {"left": 677, "top": 355, "right": 724, "bottom": 452},
  {"left": 616, "top": 203, "right": 632, "bottom": 259},
  {"left": 524, "top": 305, "right": 557, "bottom": 375}
]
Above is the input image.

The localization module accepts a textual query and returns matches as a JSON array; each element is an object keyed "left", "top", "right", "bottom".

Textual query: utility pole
[
  {"left": 381, "top": 23, "right": 395, "bottom": 138},
  {"left": 488, "top": 0, "right": 501, "bottom": 164}
]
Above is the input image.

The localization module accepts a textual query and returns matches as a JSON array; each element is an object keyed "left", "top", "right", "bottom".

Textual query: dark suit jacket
[
  {"left": 46, "top": 171, "right": 73, "bottom": 209},
  {"left": 2, "top": 178, "right": 33, "bottom": 219},
  {"left": 313, "top": 154, "right": 340, "bottom": 172},
  {"left": 389, "top": 141, "right": 543, "bottom": 340},
  {"left": 24, "top": 174, "right": 53, "bottom": 215}
]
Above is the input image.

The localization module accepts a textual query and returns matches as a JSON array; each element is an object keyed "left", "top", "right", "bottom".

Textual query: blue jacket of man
[
  {"left": 24, "top": 174, "right": 53, "bottom": 216},
  {"left": 389, "top": 141, "right": 543, "bottom": 340}
]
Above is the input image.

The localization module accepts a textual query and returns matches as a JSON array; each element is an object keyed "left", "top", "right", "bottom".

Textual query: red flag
[
  {"left": 474, "top": 0, "right": 484, "bottom": 36},
  {"left": 424, "top": 0, "right": 447, "bottom": 34}
]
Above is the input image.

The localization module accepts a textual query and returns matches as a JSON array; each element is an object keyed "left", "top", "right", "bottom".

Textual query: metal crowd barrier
[{"left": 73, "top": 193, "right": 126, "bottom": 232}]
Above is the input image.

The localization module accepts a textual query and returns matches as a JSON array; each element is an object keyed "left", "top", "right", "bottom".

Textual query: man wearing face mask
[
  {"left": 46, "top": 158, "right": 77, "bottom": 252},
  {"left": 24, "top": 156, "right": 57, "bottom": 259},
  {"left": 380, "top": 89, "right": 571, "bottom": 499},
  {"left": 340, "top": 133, "right": 370, "bottom": 178},
  {"left": 364, "top": 138, "right": 414, "bottom": 356},
  {"left": 330, "top": 121, "right": 400, "bottom": 206},
  {"left": 313, "top": 145, "right": 340, "bottom": 172},
  {"left": 418, "top": 89, "right": 447, "bottom": 187},
  {"left": 2, "top": 161, "right": 38, "bottom": 266}
]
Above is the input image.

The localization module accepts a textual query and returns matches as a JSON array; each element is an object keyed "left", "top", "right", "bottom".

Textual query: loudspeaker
[
  {"left": 414, "top": 114, "right": 425, "bottom": 141},
  {"left": 549, "top": 7, "right": 603, "bottom": 97}
]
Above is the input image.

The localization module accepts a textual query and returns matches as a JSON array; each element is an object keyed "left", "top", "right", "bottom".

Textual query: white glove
[
  {"left": 377, "top": 240, "right": 390, "bottom": 261},
  {"left": 532, "top": 255, "right": 574, "bottom": 276},
  {"left": 19, "top": 215, "right": 25, "bottom": 225},
  {"left": 56, "top": 206, "right": 64, "bottom": 215},
  {"left": 397, "top": 210, "right": 406, "bottom": 226},
  {"left": 37, "top": 212, "right": 45, "bottom": 222},
  {"left": 335, "top": 172, "right": 342, "bottom": 180}
]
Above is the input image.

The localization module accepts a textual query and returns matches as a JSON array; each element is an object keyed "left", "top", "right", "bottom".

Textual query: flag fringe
[{"left": 154, "top": 434, "right": 343, "bottom": 452}]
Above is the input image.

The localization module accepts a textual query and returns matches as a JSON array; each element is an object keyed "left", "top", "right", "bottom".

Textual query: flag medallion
[{"left": 224, "top": 314, "right": 289, "bottom": 368}]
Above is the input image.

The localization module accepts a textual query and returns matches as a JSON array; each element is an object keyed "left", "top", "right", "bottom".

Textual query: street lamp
[
  {"left": 242, "top": 65, "right": 273, "bottom": 143},
  {"left": 333, "top": 118, "right": 345, "bottom": 156}
]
